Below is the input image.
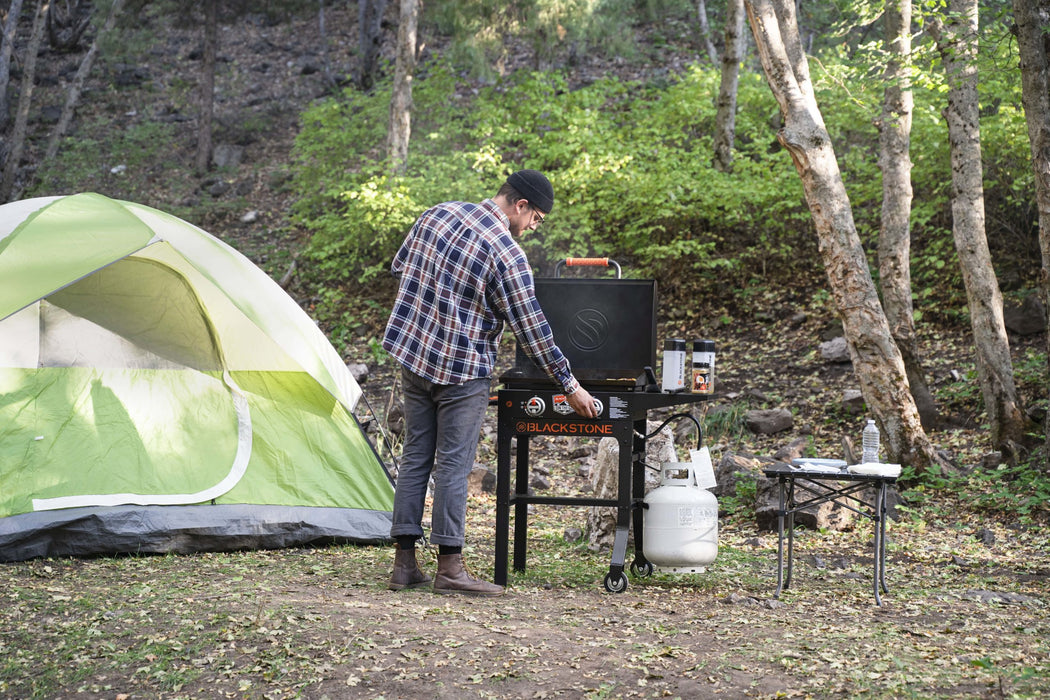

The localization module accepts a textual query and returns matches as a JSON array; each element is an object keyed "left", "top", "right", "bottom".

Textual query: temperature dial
[
  {"left": 591, "top": 398, "right": 604, "bottom": 417},
  {"left": 524, "top": 396, "right": 546, "bottom": 417}
]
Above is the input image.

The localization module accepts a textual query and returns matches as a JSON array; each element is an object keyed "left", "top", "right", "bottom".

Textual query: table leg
[
  {"left": 774, "top": 476, "right": 786, "bottom": 599},
  {"left": 878, "top": 482, "right": 889, "bottom": 594},
  {"left": 785, "top": 478, "right": 795, "bottom": 590}
]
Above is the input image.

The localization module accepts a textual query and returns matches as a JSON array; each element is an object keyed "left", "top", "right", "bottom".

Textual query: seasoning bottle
[
  {"left": 661, "top": 338, "right": 687, "bottom": 392},
  {"left": 690, "top": 340, "right": 716, "bottom": 394}
]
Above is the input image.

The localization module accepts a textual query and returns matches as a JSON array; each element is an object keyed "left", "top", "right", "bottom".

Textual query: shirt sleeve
[{"left": 489, "top": 259, "right": 580, "bottom": 394}]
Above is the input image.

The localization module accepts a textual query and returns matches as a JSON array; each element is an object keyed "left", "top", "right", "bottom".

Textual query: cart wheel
[
  {"left": 630, "top": 560, "right": 654, "bottom": 578},
  {"left": 603, "top": 571, "right": 628, "bottom": 593}
]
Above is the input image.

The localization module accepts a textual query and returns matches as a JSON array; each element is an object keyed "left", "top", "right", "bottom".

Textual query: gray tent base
[{"left": 0, "top": 504, "right": 393, "bottom": 562}]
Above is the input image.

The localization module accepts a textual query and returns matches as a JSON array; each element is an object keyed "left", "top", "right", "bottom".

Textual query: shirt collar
[{"left": 481, "top": 198, "right": 510, "bottom": 229}]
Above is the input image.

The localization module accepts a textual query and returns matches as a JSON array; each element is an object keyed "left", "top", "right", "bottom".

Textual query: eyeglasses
[{"left": 529, "top": 205, "right": 546, "bottom": 227}]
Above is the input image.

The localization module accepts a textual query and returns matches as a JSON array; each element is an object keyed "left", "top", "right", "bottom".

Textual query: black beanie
[{"left": 507, "top": 170, "right": 555, "bottom": 214}]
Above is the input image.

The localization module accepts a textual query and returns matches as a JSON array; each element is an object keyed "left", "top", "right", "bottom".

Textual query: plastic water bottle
[{"left": 862, "top": 419, "right": 880, "bottom": 464}]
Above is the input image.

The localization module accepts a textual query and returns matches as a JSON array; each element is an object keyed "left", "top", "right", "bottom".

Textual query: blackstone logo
[
  {"left": 515, "top": 421, "right": 614, "bottom": 435},
  {"left": 568, "top": 308, "right": 609, "bottom": 352}
]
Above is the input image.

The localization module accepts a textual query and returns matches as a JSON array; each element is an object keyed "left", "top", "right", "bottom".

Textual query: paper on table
[{"left": 847, "top": 463, "right": 902, "bottom": 477}]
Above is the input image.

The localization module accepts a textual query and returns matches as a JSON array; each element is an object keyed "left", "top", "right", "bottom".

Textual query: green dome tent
[{"left": 0, "top": 193, "right": 394, "bottom": 561}]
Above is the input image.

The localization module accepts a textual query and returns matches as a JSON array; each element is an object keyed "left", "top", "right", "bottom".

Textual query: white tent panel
[{"left": 0, "top": 304, "right": 40, "bottom": 368}]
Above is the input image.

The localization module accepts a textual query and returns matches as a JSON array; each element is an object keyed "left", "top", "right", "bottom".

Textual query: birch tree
[
  {"left": 742, "top": 0, "right": 943, "bottom": 472},
  {"left": 876, "top": 0, "right": 938, "bottom": 428},
  {"left": 713, "top": 0, "right": 745, "bottom": 172},
  {"left": 387, "top": 0, "right": 417, "bottom": 174},
  {"left": 1011, "top": 0, "right": 1050, "bottom": 462},
  {"left": 697, "top": 0, "right": 720, "bottom": 65},
  {"left": 929, "top": 0, "right": 1026, "bottom": 453}
]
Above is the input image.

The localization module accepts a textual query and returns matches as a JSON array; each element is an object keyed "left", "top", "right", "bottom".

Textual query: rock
[
  {"left": 841, "top": 389, "right": 865, "bottom": 414},
  {"left": 347, "top": 363, "right": 369, "bottom": 382},
  {"left": 1003, "top": 293, "right": 1046, "bottom": 335},
  {"left": 207, "top": 179, "right": 231, "bottom": 197},
  {"left": 962, "top": 590, "right": 1042, "bottom": 606},
  {"left": 773, "top": 438, "right": 808, "bottom": 462},
  {"left": 240, "top": 210, "right": 259, "bottom": 223},
  {"left": 975, "top": 527, "right": 995, "bottom": 546},
  {"left": 712, "top": 452, "right": 770, "bottom": 500},
  {"left": 745, "top": 408, "right": 793, "bottom": 435},
  {"left": 820, "top": 337, "right": 852, "bottom": 363},
  {"left": 754, "top": 472, "right": 858, "bottom": 532},
  {"left": 980, "top": 451, "right": 1002, "bottom": 469},
  {"left": 530, "top": 473, "right": 551, "bottom": 490},
  {"left": 386, "top": 404, "right": 404, "bottom": 436},
  {"left": 212, "top": 144, "right": 244, "bottom": 169},
  {"left": 468, "top": 463, "right": 495, "bottom": 495}
]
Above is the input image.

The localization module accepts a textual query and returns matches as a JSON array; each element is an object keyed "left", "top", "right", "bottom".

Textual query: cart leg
[
  {"left": 494, "top": 421, "right": 512, "bottom": 587},
  {"left": 513, "top": 435, "right": 530, "bottom": 572},
  {"left": 631, "top": 421, "right": 648, "bottom": 568}
]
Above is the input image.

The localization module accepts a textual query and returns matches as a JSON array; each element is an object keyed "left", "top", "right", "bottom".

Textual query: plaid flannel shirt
[{"left": 383, "top": 199, "right": 579, "bottom": 394}]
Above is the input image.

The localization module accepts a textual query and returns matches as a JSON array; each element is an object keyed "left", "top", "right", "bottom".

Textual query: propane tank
[{"left": 642, "top": 463, "right": 718, "bottom": 573}]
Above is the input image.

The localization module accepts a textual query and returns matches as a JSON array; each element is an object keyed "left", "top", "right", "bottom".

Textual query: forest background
[{"left": 1, "top": 1, "right": 1050, "bottom": 697}]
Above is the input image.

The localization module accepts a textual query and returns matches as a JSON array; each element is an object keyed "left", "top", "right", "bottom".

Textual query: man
[{"left": 382, "top": 169, "right": 597, "bottom": 596}]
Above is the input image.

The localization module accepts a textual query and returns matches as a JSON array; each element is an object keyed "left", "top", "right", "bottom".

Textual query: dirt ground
[{"left": 2, "top": 487, "right": 1048, "bottom": 700}]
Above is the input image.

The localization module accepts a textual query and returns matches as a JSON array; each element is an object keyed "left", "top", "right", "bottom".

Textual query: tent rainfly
[{"left": 0, "top": 193, "right": 394, "bottom": 561}]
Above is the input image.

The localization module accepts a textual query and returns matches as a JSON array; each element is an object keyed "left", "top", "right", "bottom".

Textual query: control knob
[
  {"left": 591, "top": 398, "right": 604, "bottom": 417},
  {"left": 524, "top": 396, "right": 546, "bottom": 417}
]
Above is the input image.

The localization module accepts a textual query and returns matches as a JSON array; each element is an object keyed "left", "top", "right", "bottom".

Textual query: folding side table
[{"left": 762, "top": 466, "right": 898, "bottom": 605}]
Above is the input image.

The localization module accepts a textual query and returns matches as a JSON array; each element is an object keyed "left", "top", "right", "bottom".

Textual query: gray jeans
[{"left": 390, "top": 368, "right": 491, "bottom": 547}]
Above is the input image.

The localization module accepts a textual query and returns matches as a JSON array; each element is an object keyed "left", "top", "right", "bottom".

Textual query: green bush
[{"left": 289, "top": 45, "right": 1036, "bottom": 316}]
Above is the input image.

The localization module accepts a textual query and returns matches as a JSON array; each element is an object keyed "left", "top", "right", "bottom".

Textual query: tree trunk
[
  {"left": 929, "top": 0, "right": 1026, "bottom": 453},
  {"left": 0, "top": 0, "right": 26, "bottom": 132},
  {"left": 713, "top": 0, "right": 745, "bottom": 172},
  {"left": 194, "top": 0, "right": 217, "bottom": 175},
  {"left": 1, "top": 0, "right": 47, "bottom": 203},
  {"left": 696, "top": 0, "right": 719, "bottom": 66},
  {"left": 743, "top": 0, "right": 943, "bottom": 473},
  {"left": 356, "top": 0, "right": 387, "bottom": 91},
  {"left": 42, "top": 0, "right": 125, "bottom": 164},
  {"left": 876, "top": 0, "right": 938, "bottom": 429},
  {"left": 387, "top": 0, "right": 417, "bottom": 175},
  {"left": 1011, "top": 0, "right": 1050, "bottom": 465}
]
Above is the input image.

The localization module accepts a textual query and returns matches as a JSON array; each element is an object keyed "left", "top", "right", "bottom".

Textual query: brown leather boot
[
  {"left": 388, "top": 545, "right": 431, "bottom": 591},
  {"left": 433, "top": 553, "right": 504, "bottom": 596}
]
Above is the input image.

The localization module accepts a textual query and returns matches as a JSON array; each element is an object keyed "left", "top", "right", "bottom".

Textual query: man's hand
[{"left": 567, "top": 387, "right": 597, "bottom": 418}]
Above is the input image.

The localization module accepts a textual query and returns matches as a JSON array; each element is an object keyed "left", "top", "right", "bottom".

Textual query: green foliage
[
  {"left": 291, "top": 61, "right": 813, "bottom": 291},
  {"left": 291, "top": 37, "right": 1036, "bottom": 321},
  {"left": 719, "top": 475, "right": 757, "bottom": 520},
  {"left": 963, "top": 460, "right": 1050, "bottom": 523}
]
